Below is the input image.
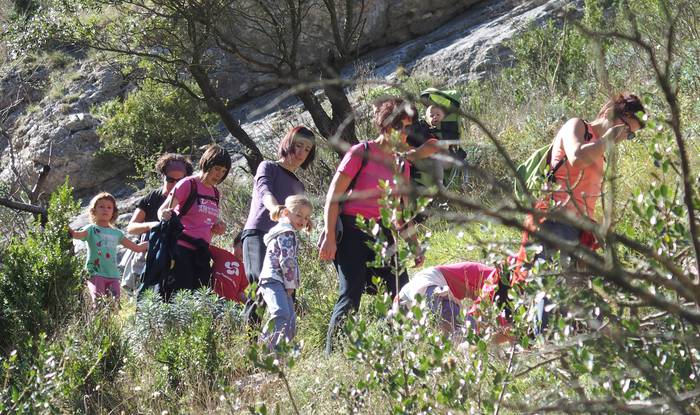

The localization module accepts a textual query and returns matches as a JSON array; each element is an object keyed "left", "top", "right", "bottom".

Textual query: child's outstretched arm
[
  {"left": 121, "top": 237, "right": 148, "bottom": 253},
  {"left": 406, "top": 137, "right": 441, "bottom": 162},
  {"left": 68, "top": 227, "right": 88, "bottom": 240}
]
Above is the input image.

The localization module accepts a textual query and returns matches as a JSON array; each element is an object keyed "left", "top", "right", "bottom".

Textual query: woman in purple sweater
[{"left": 241, "top": 126, "right": 316, "bottom": 326}]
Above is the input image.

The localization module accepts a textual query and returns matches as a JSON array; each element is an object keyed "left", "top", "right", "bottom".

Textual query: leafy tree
[
  {"left": 95, "top": 79, "right": 218, "bottom": 181},
  {"left": 218, "top": 0, "right": 365, "bottom": 147},
  {"left": 11, "top": 0, "right": 266, "bottom": 172},
  {"left": 0, "top": 180, "right": 82, "bottom": 354},
  {"left": 12, "top": 0, "right": 369, "bottom": 171}
]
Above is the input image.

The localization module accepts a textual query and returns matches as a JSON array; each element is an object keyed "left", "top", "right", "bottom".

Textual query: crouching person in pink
[{"left": 398, "top": 262, "right": 506, "bottom": 334}]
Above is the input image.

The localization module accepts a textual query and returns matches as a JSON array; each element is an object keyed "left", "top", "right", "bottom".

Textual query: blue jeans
[
  {"left": 242, "top": 230, "right": 266, "bottom": 329},
  {"left": 259, "top": 279, "right": 296, "bottom": 350},
  {"left": 537, "top": 220, "right": 581, "bottom": 263},
  {"left": 425, "top": 285, "right": 461, "bottom": 326},
  {"left": 242, "top": 230, "right": 266, "bottom": 284}
]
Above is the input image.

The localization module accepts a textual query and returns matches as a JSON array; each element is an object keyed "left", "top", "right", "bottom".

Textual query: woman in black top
[{"left": 126, "top": 153, "right": 194, "bottom": 236}]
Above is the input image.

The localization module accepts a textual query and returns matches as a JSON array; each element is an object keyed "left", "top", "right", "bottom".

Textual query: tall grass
[{"left": 2, "top": 1, "right": 700, "bottom": 413}]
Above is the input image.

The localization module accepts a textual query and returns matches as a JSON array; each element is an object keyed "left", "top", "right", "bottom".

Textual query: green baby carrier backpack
[{"left": 419, "top": 88, "right": 466, "bottom": 188}]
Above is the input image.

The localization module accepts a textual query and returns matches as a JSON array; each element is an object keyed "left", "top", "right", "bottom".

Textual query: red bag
[{"left": 209, "top": 245, "right": 248, "bottom": 303}]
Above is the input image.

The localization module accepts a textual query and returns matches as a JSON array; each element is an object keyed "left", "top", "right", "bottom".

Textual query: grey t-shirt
[{"left": 243, "top": 161, "right": 305, "bottom": 232}]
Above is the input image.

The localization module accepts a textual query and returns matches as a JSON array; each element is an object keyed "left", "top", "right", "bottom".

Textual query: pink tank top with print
[{"left": 550, "top": 120, "right": 603, "bottom": 218}]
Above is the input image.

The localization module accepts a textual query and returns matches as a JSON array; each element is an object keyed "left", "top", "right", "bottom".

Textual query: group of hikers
[{"left": 69, "top": 90, "right": 646, "bottom": 352}]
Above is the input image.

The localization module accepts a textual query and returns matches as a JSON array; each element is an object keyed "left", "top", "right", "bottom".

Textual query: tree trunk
[
  {"left": 296, "top": 90, "right": 333, "bottom": 136},
  {"left": 321, "top": 63, "right": 357, "bottom": 145},
  {"left": 297, "top": 85, "right": 357, "bottom": 155},
  {"left": 189, "top": 65, "right": 264, "bottom": 173}
]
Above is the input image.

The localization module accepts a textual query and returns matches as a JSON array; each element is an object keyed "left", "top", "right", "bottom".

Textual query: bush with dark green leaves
[
  {"left": 95, "top": 79, "right": 218, "bottom": 182},
  {"left": 0, "top": 180, "right": 82, "bottom": 354}
]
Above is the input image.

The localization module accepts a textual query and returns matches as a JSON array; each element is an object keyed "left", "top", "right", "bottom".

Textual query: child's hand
[
  {"left": 160, "top": 208, "right": 174, "bottom": 221},
  {"left": 286, "top": 288, "right": 294, "bottom": 296},
  {"left": 137, "top": 241, "right": 149, "bottom": 253},
  {"left": 68, "top": 227, "right": 87, "bottom": 240}
]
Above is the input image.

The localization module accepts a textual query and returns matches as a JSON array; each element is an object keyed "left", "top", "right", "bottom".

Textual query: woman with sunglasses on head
[
  {"left": 126, "top": 153, "right": 194, "bottom": 237},
  {"left": 521, "top": 93, "right": 646, "bottom": 334},
  {"left": 542, "top": 93, "right": 645, "bottom": 251},
  {"left": 122, "top": 154, "right": 194, "bottom": 293},
  {"left": 320, "top": 97, "right": 425, "bottom": 354}
]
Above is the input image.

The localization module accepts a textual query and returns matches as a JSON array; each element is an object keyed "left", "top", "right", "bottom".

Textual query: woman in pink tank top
[
  {"left": 549, "top": 94, "right": 645, "bottom": 219},
  {"left": 530, "top": 93, "right": 646, "bottom": 334}
]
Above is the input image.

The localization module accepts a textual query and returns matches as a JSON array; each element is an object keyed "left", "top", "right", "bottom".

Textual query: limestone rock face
[
  {"left": 0, "top": 62, "right": 133, "bottom": 200},
  {"left": 361, "top": 0, "right": 481, "bottom": 48},
  {"left": 214, "top": 0, "right": 480, "bottom": 102},
  {"left": 357, "top": 0, "right": 576, "bottom": 84},
  {"left": 0, "top": 0, "right": 577, "bottom": 200}
]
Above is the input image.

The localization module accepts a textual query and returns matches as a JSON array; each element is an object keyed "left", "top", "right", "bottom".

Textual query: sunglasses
[
  {"left": 164, "top": 176, "right": 180, "bottom": 183},
  {"left": 619, "top": 117, "right": 636, "bottom": 140}
]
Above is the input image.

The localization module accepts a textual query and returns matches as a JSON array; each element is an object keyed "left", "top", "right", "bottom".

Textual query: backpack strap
[
  {"left": 346, "top": 141, "right": 370, "bottom": 192},
  {"left": 179, "top": 178, "right": 220, "bottom": 217},
  {"left": 178, "top": 178, "right": 200, "bottom": 217},
  {"left": 547, "top": 119, "right": 592, "bottom": 182}
]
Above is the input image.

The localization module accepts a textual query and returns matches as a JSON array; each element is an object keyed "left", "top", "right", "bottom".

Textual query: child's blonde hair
[
  {"left": 270, "top": 195, "right": 313, "bottom": 229},
  {"left": 88, "top": 192, "right": 119, "bottom": 225}
]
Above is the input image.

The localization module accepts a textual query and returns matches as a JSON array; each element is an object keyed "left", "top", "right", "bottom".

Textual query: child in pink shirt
[{"left": 158, "top": 145, "right": 230, "bottom": 300}]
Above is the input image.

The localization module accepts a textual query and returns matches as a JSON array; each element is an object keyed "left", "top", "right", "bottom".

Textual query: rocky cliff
[{"left": 0, "top": 0, "right": 576, "bottom": 202}]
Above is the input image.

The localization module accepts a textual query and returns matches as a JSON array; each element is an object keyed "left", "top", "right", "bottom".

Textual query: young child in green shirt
[{"left": 69, "top": 192, "right": 148, "bottom": 306}]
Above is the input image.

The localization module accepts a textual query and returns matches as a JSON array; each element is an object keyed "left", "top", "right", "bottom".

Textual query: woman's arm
[
  {"left": 318, "top": 171, "right": 353, "bottom": 261},
  {"left": 256, "top": 162, "right": 283, "bottom": 213},
  {"left": 406, "top": 138, "right": 441, "bottom": 162},
  {"left": 397, "top": 199, "right": 425, "bottom": 268},
  {"left": 261, "top": 194, "right": 281, "bottom": 213},
  {"left": 405, "top": 223, "right": 425, "bottom": 267},
  {"left": 126, "top": 208, "right": 159, "bottom": 235},
  {"left": 157, "top": 194, "right": 180, "bottom": 221}
]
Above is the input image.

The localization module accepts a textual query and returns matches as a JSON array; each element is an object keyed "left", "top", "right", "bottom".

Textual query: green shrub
[
  {"left": 0, "top": 309, "right": 129, "bottom": 413},
  {"left": 0, "top": 180, "right": 82, "bottom": 354},
  {"left": 126, "top": 289, "right": 248, "bottom": 409},
  {"left": 504, "top": 19, "right": 591, "bottom": 97},
  {"left": 94, "top": 79, "right": 218, "bottom": 182}
]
